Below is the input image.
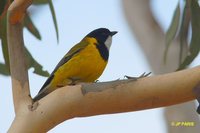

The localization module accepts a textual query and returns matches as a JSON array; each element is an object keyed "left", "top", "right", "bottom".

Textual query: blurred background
[{"left": 1, "top": 0, "right": 200, "bottom": 132}]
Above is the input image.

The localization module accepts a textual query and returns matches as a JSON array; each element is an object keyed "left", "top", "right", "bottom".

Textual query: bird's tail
[{"left": 33, "top": 91, "right": 49, "bottom": 102}]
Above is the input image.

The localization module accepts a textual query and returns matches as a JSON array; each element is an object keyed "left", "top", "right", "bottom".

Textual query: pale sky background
[{"left": 2, "top": 0, "right": 198, "bottom": 132}]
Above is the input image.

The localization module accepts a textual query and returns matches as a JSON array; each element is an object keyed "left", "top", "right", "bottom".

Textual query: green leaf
[
  {"left": 0, "top": 63, "right": 10, "bottom": 76},
  {"left": 0, "top": 0, "right": 6, "bottom": 16},
  {"left": 178, "top": 0, "right": 200, "bottom": 70},
  {"left": 33, "top": 0, "right": 48, "bottom": 5},
  {"left": 48, "top": 0, "right": 59, "bottom": 43},
  {"left": 164, "top": 4, "right": 180, "bottom": 62},
  {"left": 2, "top": 38, "right": 10, "bottom": 72},
  {"left": 1, "top": 40, "right": 49, "bottom": 77},
  {"left": 0, "top": 15, "right": 10, "bottom": 72},
  {"left": 178, "top": 2, "right": 190, "bottom": 65},
  {"left": 24, "top": 14, "right": 42, "bottom": 40},
  {"left": 1, "top": 14, "right": 49, "bottom": 77},
  {"left": 25, "top": 47, "right": 50, "bottom": 77},
  {"left": 0, "top": 0, "right": 55, "bottom": 77}
]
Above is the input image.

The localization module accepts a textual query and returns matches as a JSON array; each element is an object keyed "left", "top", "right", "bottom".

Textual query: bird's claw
[
  {"left": 124, "top": 72, "right": 151, "bottom": 80},
  {"left": 95, "top": 80, "right": 99, "bottom": 83}
]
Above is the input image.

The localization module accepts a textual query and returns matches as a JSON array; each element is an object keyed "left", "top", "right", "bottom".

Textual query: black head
[{"left": 86, "top": 28, "right": 117, "bottom": 43}]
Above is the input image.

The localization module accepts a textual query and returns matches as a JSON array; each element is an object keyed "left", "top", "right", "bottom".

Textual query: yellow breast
[{"left": 51, "top": 38, "right": 108, "bottom": 87}]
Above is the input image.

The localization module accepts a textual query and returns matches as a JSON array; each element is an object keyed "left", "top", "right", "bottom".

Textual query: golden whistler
[{"left": 33, "top": 28, "right": 117, "bottom": 101}]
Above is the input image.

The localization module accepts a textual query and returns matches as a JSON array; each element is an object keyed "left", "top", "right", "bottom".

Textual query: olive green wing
[
  {"left": 53, "top": 39, "right": 89, "bottom": 72},
  {"left": 33, "top": 39, "right": 89, "bottom": 101}
]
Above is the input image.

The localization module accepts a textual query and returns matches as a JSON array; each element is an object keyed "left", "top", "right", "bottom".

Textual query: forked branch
[{"left": 7, "top": 0, "right": 200, "bottom": 132}]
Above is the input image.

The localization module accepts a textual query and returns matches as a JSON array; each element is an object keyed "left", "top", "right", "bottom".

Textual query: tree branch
[
  {"left": 8, "top": 66, "right": 200, "bottom": 132},
  {"left": 122, "top": 1, "right": 200, "bottom": 133},
  {"left": 7, "top": 0, "right": 200, "bottom": 132},
  {"left": 122, "top": 0, "right": 186, "bottom": 73},
  {"left": 7, "top": 0, "right": 32, "bottom": 113}
]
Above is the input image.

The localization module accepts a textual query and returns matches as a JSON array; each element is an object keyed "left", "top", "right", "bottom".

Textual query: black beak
[{"left": 110, "top": 31, "right": 118, "bottom": 36}]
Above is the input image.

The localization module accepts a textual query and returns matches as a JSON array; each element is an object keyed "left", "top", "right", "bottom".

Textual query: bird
[{"left": 33, "top": 28, "right": 117, "bottom": 101}]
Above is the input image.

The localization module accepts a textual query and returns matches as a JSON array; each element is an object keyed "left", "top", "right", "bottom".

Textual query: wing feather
[{"left": 34, "top": 39, "right": 89, "bottom": 101}]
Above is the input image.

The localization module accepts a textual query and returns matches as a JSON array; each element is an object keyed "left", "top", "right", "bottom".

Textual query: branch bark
[
  {"left": 122, "top": 0, "right": 186, "bottom": 73},
  {"left": 8, "top": 65, "right": 200, "bottom": 132},
  {"left": 7, "top": 0, "right": 33, "bottom": 114},
  {"left": 7, "top": 0, "right": 200, "bottom": 132},
  {"left": 122, "top": 1, "right": 200, "bottom": 133}
]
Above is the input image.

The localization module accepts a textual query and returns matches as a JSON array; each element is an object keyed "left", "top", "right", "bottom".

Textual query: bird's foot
[{"left": 124, "top": 72, "right": 151, "bottom": 81}]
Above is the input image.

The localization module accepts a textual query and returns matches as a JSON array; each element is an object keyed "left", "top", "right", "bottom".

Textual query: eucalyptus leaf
[
  {"left": 2, "top": 38, "right": 10, "bottom": 72},
  {"left": 164, "top": 4, "right": 180, "bottom": 62},
  {"left": 33, "top": 0, "right": 48, "bottom": 5},
  {"left": 25, "top": 47, "right": 50, "bottom": 77},
  {"left": 0, "top": 63, "right": 10, "bottom": 76},
  {"left": 178, "top": 0, "right": 200, "bottom": 70},
  {"left": 0, "top": 15, "right": 10, "bottom": 70},
  {"left": 48, "top": 0, "right": 59, "bottom": 43},
  {"left": 0, "top": 0, "right": 56, "bottom": 77},
  {"left": 0, "top": 0, "right": 6, "bottom": 16},
  {"left": 24, "top": 14, "right": 42, "bottom": 40},
  {"left": 178, "top": 2, "right": 190, "bottom": 65}
]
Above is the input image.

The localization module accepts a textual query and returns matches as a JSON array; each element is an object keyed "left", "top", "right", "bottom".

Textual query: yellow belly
[{"left": 51, "top": 43, "right": 107, "bottom": 88}]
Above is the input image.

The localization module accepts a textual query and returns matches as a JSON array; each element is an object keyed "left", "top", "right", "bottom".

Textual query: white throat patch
[{"left": 105, "top": 36, "right": 112, "bottom": 50}]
